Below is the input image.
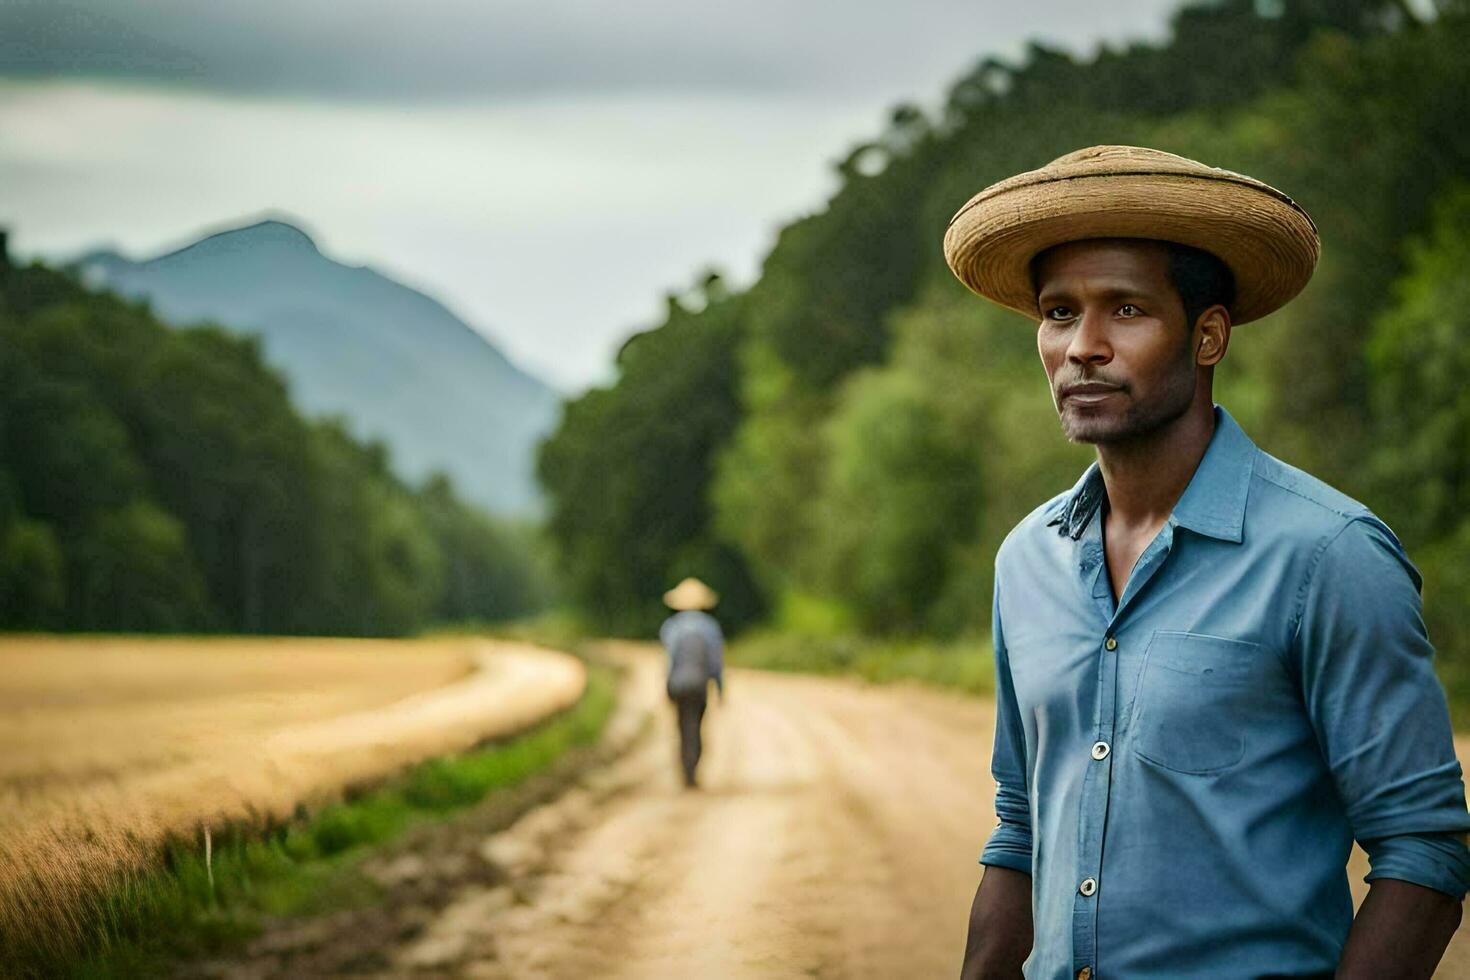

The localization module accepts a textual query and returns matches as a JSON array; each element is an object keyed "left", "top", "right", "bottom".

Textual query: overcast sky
[{"left": 0, "top": 0, "right": 1183, "bottom": 390}]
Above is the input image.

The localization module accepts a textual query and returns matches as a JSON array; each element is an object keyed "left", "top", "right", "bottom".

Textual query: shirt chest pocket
[{"left": 1129, "top": 631, "right": 1271, "bottom": 775}]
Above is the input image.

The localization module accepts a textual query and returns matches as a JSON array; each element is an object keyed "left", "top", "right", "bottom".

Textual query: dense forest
[
  {"left": 539, "top": 0, "right": 1470, "bottom": 672},
  {"left": 0, "top": 254, "right": 549, "bottom": 634}
]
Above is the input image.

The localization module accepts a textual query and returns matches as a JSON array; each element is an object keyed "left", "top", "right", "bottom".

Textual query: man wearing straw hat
[
  {"left": 946, "top": 146, "right": 1470, "bottom": 979},
  {"left": 660, "top": 577, "right": 725, "bottom": 788}
]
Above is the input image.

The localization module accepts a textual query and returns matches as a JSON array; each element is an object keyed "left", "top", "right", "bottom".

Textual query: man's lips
[{"left": 1059, "top": 382, "right": 1123, "bottom": 403}]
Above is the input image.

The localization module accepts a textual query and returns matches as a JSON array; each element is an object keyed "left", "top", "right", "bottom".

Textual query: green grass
[
  {"left": 7, "top": 663, "right": 617, "bottom": 980},
  {"left": 729, "top": 630, "right": 994, "bottom": 697},
  {"left": 429, "top": 608, "right": 590, "bottom": 655}
]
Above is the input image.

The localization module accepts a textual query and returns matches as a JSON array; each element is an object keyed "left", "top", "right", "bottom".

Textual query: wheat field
[{"left": 0, "top": 635, "right": 586, "bottom": 962}]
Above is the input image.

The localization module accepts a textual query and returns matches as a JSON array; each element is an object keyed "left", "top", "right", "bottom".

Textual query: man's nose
[{"left": 1067, "top": 310, "right": 1112, "bottom": 365}]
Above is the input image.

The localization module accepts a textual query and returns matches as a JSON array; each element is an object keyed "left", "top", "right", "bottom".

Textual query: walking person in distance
[{"left": 660, "top": 577, "right": 725, "bottom": 789}]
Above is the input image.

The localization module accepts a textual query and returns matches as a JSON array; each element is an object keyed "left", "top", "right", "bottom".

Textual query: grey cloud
[
  {"left": 0, "top": 3, "right": 204, "bottom": 78},
  {"left": 0, "top": 0, "right": 1179, "bottom": 102}
]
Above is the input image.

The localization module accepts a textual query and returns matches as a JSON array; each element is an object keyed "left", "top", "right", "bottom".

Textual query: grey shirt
[{"left": 660, "top": 610, "right": 724, "bottom": 694}]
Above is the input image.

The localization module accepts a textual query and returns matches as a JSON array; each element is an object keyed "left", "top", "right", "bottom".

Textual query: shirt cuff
[
  {"left": 1362, "top": 831, "right": 1470, "bottom": 899},
  {"left": 980, "top": 827, "right": 1033, "bottom": 875}
]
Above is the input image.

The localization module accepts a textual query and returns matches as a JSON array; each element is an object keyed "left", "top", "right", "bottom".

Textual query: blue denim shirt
[{"left": 982, "top": 406, "right": 1470, "bottom": 979}]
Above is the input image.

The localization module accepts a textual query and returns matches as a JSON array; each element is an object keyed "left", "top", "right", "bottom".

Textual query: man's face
[{"left": 1033, "top": 239, "right": 1200, "bottom": 445}]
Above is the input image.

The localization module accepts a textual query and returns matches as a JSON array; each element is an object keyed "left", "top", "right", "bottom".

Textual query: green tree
[
  {"left": 299, "top": 422, "right": 444, "bottom": 636},
  {"left": 711, "top": 341, "right": 827, "bottom": 592},
  {"left": 70, "top": 502, "right": 210, "bottom": 631},
  {"left": 0, "top": 258, "right": 544, "bottom": 637},
  {"left": 538, "top": 280, "right": 763, "bottom": 634},
  {"left": 418, "top": 474, "right": 550, "bottom": 624},
  {"left": 0, "top": 518, "right": 65, "bottom": 628},
  {"left": 812, "top": 371, "right": 980, "bottom": 633},
  {"left": 131, "top": 327, "right": 319, "bottom": 632},
  {"left": 1366, "top": 183, "right": 1470, "bottom": 550}
]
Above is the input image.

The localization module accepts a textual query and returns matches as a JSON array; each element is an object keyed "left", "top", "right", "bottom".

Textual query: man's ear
[{"left": 1195, "top": 305, "right": 1232, "bottom": 367}]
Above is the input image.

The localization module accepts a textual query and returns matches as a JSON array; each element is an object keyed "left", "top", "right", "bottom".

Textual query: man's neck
[{"left": 1095, "top": 401, "right": 1217, "bottom": 533}]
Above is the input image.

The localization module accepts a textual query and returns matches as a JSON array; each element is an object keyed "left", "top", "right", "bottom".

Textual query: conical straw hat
[
  {"left": 943, "top": 145, "right": 1319, "bottom": 325},
  {"left": 664, "top": 577, "right": 718, "bottom": 611}
]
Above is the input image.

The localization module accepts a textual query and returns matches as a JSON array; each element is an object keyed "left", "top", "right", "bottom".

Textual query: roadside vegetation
[
  {"left": 1, "top": 663, "right": 616, "bottom": 980},
  {"left": 725, "top": 595, "right": 992, "bottom": 695},
  {"left": 730, "top": 631, "right": 992, "bottom": 697}
]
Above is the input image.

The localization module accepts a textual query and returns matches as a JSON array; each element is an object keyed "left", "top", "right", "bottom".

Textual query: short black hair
[{"left": 1164, "top": 241, "right": 1235, "bottom": 329}]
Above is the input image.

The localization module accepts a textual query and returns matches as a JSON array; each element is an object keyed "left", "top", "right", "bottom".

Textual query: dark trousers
[{"left": 670, "top": 689, "right": 707, "bottom": 786}]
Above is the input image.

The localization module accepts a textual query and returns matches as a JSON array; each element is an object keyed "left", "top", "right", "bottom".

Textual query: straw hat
[
  {"left": 664, "top": 577, "right": 718, "bottom": 611},
  {"left": 943, "top": 145, "right": 1320, "bottom": 325}
]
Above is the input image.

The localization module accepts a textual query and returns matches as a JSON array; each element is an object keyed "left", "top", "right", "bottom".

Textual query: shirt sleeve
[
  {"left": 705, "top": 615, "right": 725, "bottom": 689},
  {"left": 1293, "top": 516, "right": 1470, "bottom": 897},
  {"left": 981, "top": 576, "right": 1033, "bottom": 874}
]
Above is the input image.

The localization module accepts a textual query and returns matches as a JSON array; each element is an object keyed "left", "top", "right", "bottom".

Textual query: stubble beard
[{"left": 1056, "top": 351, "right": 1198, "bottom": 447}]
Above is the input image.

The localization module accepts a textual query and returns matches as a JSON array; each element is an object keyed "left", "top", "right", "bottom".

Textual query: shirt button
[
  {"left": 1104, "top": 637, "right": 1118, "bottom": 651},
  {"left": 1091, "top": 741, "right": 1110, "bottom": 761},
  {"left": 1079, "top": 877, "right": 1097, "bottom": 896}
]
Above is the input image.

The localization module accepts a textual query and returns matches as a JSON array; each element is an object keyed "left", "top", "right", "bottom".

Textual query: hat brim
[
  {"left": 943, "top": 171, "right": 1320, "bottom": 325},
  {"left": 664, "top": 583, "right": 718, "bottom": 611}
]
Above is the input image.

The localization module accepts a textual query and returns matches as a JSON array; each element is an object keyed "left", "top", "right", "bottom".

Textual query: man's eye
[
  {"left": 1044, "top": 306, "right": 1075, "bottom": 321},
  {"left": 1118, "top": 304, "right": 1142, "bottom": 317}
]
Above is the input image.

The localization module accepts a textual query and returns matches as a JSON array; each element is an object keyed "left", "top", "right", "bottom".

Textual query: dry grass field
[{"left": 0, "top": 635, "right": 585, "bottom": 962}]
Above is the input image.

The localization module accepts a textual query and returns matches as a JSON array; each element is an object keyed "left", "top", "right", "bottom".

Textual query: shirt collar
[{"left": 1046, "top": 406, "right": 1256, "bottom": 543}]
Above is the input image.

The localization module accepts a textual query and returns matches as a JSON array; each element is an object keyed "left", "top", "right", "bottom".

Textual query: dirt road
[
  {"left": 218, "top": 644, "right": 1470, "bottom": 979},
  {"left": 362, "top": 645, "right": 999, "bottom": 978}
]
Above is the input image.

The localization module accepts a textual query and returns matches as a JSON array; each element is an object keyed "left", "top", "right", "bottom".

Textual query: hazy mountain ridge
[{"left": 78, "top": 219, "right": 557, "bottom": 513}]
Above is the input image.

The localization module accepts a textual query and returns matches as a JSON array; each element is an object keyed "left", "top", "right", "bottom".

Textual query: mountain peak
[
  {"left": 216, "top": 219, "right": 320, "bottom": 253},
  {"left": 75, "top": 214, "right": 557, "bottom": 513},
  {"left": 139, "top": 217, "right": 323, "bottom": 266}
]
